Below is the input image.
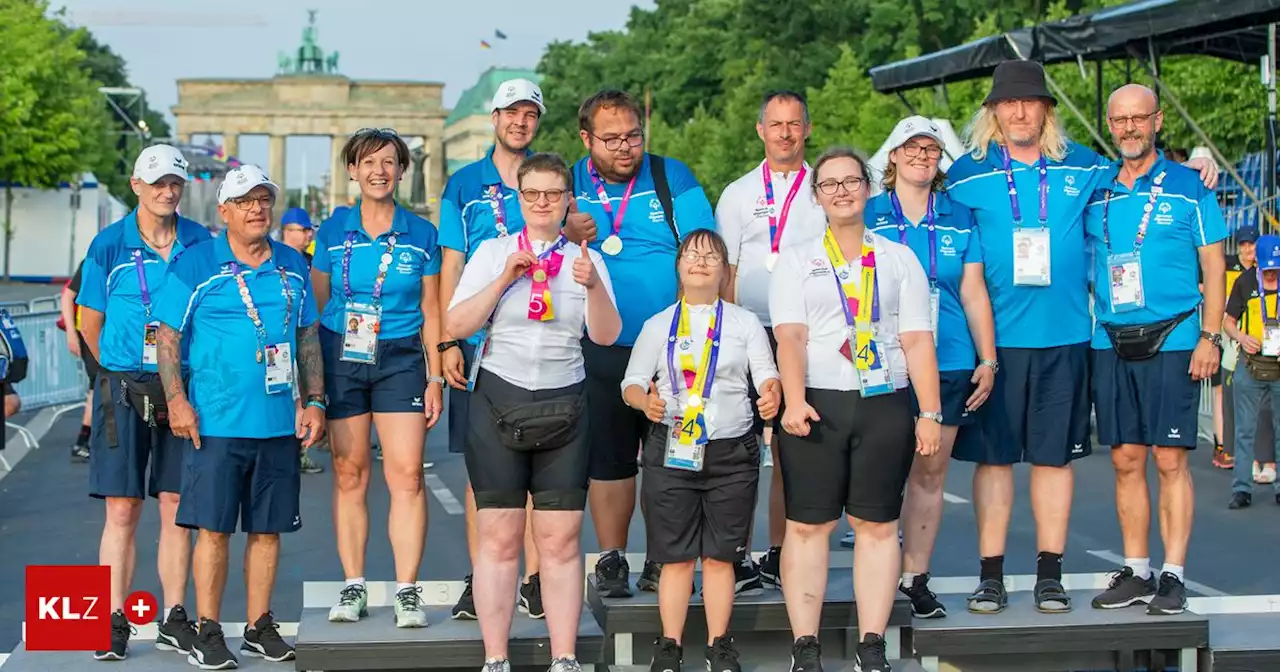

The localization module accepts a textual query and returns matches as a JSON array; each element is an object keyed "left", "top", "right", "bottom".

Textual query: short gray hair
[{"left": 758, "top": 90, "right": 810, "bottom": 125}]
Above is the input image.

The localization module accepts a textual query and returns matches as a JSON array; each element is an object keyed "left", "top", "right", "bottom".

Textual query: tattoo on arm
[
  {"left": 157, "top": 324, "right": 185, "bottom": 402},
  {"left": 296, "top": 323, "right": 325, "bottom": 399}
]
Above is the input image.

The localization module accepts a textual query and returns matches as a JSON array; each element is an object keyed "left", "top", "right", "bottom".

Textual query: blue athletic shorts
[
  {"left": 446, "top": 341, "right": 477, "bottom": 454},
  {"left": 89, "top": 373, "right": 189, "bottom": 500},
  {"left": 910, "top": 369, "right": 978, "bottom": 427},
  {"left": 319, "top": 327, "right": 427, "bottom": 419},
  {"left": 176, "top": 435, "right": 302, "bottom": 534},
  {"left": 952, "top": 343, "right": 1092, "bottom": 467},
  {"left": 1092, "top": 348, "right": 1199, "bottom": 449}
]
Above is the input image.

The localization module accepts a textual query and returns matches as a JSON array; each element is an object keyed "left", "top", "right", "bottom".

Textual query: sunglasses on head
[{"left": 353, "top": 127, "right": 400, "bottom": 140}]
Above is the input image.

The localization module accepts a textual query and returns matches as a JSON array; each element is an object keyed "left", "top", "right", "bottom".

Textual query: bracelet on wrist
[{"left": 305, "top": 398, "right": 326, "bottom": 411}]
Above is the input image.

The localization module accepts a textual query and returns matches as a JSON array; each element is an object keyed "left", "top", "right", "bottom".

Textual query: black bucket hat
[{"left": 984, "top": 60, "right": 1057, "bottom": 106}]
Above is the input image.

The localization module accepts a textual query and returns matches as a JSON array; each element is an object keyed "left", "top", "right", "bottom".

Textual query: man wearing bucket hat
[
  {"left": 945, "top": 61, "right": 1219, "bottom": 615},
  {"left": 867, "top": 115, "right": 996, "bottom": 619},
  {"left": 155, "top": 163, "right": 323, "bottom": 668},
  {"left": 437, "top": 77, "right": 548, "bottom": 620},
  {"left": 1085, "top": 83, "right": 1226, "bottom": 616}
]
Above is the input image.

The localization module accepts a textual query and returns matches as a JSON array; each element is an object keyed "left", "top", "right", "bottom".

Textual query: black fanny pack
[
  {"left": 1101, "top": 309, "right": 1197, "bottom": 361},
  {"left": 486, "top": 393, "right": 584, "bottom": 452},
  {"left": 1244, "top": 352, "right": 1280, "bottom": 382}
]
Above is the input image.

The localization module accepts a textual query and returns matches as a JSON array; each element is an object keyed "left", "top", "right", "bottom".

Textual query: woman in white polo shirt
[
  {"left": 621, "top": 229, "right": 781, "bottom": 672},
  {"left": 447, "top": 153, "right": 621, "bottom": 672},
  {"left": 769, "top": 146, "right": 942, "bottom": 672}
]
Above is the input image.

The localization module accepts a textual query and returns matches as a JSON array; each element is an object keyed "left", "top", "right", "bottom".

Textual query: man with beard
[
  {"left": 438, "top": 78, "right": 548, "bottom": 619},
  {"left": 715, "top": 90, "right": 826, "bottom": 594},
  {"left": 1085, "top": 83, "right": 1224, "bottom": 616},
  {"left": 562, "top": 89, "right": 716, "bottom": 596}
]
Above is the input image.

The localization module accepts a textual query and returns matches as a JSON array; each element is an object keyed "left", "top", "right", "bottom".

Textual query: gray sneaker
[
  {"left": 482, "top": 660, "right": 512, "bottom": 672},
  {"left": 328, "top": 584, "right": 368, "bottom": 622},
  {"left": 548, "top": 656, "right": 582, "bottom": 672},
  {"left": 394, "top": 585, "right": 428, "bottom": 628}
]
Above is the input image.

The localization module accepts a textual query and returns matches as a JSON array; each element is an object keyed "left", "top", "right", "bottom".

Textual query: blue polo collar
[
  {"left": 342, "top": 202, "right": 410, "bottom": 237},
  {"left": 1102, "top": 150, "right": 1169, "bottom": 191},
  {"left": 122, "top": 210, "right": 206, "bottom": 250},
  {"left": 480, "top": 145, "right": 535, "bottom": 188},
  {"left": 872, "top": 189, "right": 955, "bottom": 218},
  {"left": 212, "top": 234, "right": 281, "bottom": 272}
]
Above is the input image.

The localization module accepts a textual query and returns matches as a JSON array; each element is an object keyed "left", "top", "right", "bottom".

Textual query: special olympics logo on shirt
[{"left": 1063, "top": 174, "right": 1080, "bottom": 197}]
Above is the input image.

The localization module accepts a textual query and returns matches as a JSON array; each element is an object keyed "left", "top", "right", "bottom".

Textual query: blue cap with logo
[
  {"left": 1235, "top": 225, "right": 1260, "bottom": 245},
  {"left": 1257, "top": 234, "right": 1280, "bottom": 270},
  {"left": 281, "top": 207, "right": 313, "bottom": 229}
]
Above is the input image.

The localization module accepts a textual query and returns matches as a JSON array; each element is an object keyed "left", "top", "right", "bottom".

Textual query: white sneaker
[
  {"left": 482, "top": 659, "right": 511, "bottom": 672},
  {"left": 1258, "top": 464, "right": 1277, "bottom": 484},
  {"left": 394, "top": 586, "right": 429, "bottom": 628},
  {"left": 328, "top": 584, "right": 368, "bottom": 622}
]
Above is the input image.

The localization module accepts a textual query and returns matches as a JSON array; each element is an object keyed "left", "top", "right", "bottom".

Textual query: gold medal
[
  {"left": 687, "top": 394, "right": 703, "bottom": 408},
  {"left": 533, "top": 268, "right": 547, "bottom": 283}
]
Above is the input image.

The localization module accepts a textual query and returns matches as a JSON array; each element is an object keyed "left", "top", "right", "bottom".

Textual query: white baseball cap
[
  {"left": 217, "top": 165, "right": 280, "bottom": 204},
  {"left": 133, "top": 144, "right": 189, "bottom": 184},
  {"left": 491, "top": 78, "right": 546, "bottom": 115},
  {"left": 885, "top": 115, "right": 946, "bottom": 153}
]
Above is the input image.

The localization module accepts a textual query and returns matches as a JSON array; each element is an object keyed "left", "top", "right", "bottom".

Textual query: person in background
[
  {"left": 3, "top": 382, "right": 19, "bottom": 418},
  {"left": 278, "top": 206, "right": 326, "bottom": 475},
  {"left": 60, "top": 259, "right": 99, "bottom": 462}
]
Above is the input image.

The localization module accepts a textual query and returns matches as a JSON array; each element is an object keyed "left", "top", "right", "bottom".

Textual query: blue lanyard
[
  {"left": 1000, "top": 146, "right": 1048, "bottom": 229},
  {"left": 888, "top": 191, "right": 937, "bottom": 285},
  {"left": 1101, "top": 172, "right": 1166, "bottom": 255}
]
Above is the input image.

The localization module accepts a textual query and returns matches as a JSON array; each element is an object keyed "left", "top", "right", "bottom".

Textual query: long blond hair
[{"left": 964, "top": 104, "right": 1069, "bottom": 162}]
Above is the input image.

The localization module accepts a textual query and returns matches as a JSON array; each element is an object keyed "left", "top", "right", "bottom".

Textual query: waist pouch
[
  {"left": 99, "top": 371, "right": 171, "bottom": 447},
  {"left": 486, "top": 392, "right": 584, "bottom": 453},
  {"left": 1244, "top": 352, "right": 1280, "bottom": 382},
  {"left": 1101, "top": 309, "right": 1196, "bottom": 362}
]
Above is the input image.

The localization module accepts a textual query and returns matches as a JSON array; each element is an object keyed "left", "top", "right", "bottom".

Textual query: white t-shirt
[
  {"left": 768, "top": 230, "right": 933, "bottom": 392},
  {"left": 449, "top": 235, "right": 617, "bottom": 390},
  {"left": 717, "top": 160, "right": 828, "bottom": 327},
  {"left": 621, "top": 300, "right": 779, "bottom": 440}
]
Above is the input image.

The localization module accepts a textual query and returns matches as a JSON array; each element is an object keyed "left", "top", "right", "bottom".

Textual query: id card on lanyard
[
  {"left": 824, "top": 229, "right": 894, "bottom": 397},
  {"left": 890, "top": 191, "right": 940, "bottom": 342},
  {"left": 587, "top": 159, "right": 637, "bottom": 256},
  {"left": 762, "top": 162, "right": 807, "bottom": 272},
  {"left": 228, "top": 262, "right": 295, "bottom": 394},
  {"left": 1003, "top": 147, "right": 1052, "bottom": 287},
  {"left": 1259, "top": 270, "right": 1280, "bottom": 357},
  {"left": 134, "top": 250, "right": 161, "bottom": 368},
  {"left": 340, "top": 232, "right": 396, "bottom": 364},
  {"left": 1101, "top": 172, "right": 1165, "bottom": 313},
  {"left": 664, "top": 299, "right": 724, "bottom": 471}
]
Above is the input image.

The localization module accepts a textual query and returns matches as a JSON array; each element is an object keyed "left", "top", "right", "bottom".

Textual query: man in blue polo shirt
[
  {"left": 155, "top": 164, "right": 324, "bottom": 669},
  {"left": 946, "top": 61, "right": 1218, "bottom": 614},
  {"left": 77, "top": 143, "right": 211, "bottom": 662},
  {"left": 1085, "top": 84, "right": 1225, "bottom": 616},
  {"left": 562, "top": 88, "right": 716, "bottom": 596},
  {"left": 437, "top": 77, "right": 545, "bottom": 620}
]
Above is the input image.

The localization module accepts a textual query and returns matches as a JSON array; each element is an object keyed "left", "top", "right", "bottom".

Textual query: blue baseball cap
[
  {"left": 1257, "top": 235, "right": 1280, "bottom": 270},
  {"left": 281, "top": 207, "right": 312, "bottom": 229},
  {"left": 1235, "top": 225, "right": 1259, "bottom": 245}
]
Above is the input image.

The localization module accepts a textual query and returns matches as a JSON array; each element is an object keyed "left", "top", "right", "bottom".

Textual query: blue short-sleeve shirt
[
  {"left": 571, "top": 154, "right": 715, "bottom": 346},
  {"left": 868, "top": 190, "right": 982, "bottom": 371},
  {"left": 947, "top": 141, "right": 1109, "bottom": 349},
  {"left": 313, "top": 204, "right": 441, "bottom": 340},
  {"left": 153, "top": 236, "right": 318, "bottom": 439},
  {"left": 75, "top": 211, "right": 212, "bottom": 372},
  {"left": 1085, "top": 153, "right": 1228, "bottom": 351}
]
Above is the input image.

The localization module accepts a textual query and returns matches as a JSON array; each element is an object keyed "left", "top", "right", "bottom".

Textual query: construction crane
[{"left": 67, "top": 11, "right": 269, "bottom": 27}]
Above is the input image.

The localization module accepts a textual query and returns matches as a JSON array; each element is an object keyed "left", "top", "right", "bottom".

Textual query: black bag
[
  {"left": 648, "top": 155, "right": 678, "bottom": 243},
  {"left": 0, "top": 309, "right": 30, "bottom": 384},
  {"left": 487, "top": 393, "right": 584, "bottom": 452},
  {"left": 1244, "top": 352, "right": 1280, "bottom": 382},
  {"left": 1101, "top": 309, "right": 1196, "bottom": 362}
]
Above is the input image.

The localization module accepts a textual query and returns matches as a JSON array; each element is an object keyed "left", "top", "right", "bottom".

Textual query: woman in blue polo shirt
[
  {"left": 866, "top": 117, "right": 997, "bottom": 620},
  {"left": 312, "top": 128, "right": 446, "bottom": 629}
]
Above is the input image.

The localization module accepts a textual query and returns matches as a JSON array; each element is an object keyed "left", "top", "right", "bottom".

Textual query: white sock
[
  {"left": 1162, "top": 563, "right": 1185, "bottom": 582},
  {"left": 397, "top": 582, "right": 415, "bottom": 593},
  {"left": 900, "top": 572, "right": 919, "bottom": 588},
  {"left": 1124, "top": 557, "right": 1151, "bottom": 580},
  {"left": 163, "top": 607, "right": 173, "bottom": 622},
  {"left": 345, "top": 577, "right": 365, "bottom": 588}
]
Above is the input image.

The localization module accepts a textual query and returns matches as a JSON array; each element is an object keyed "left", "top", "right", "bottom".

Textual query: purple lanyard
[
  {"left": 132, "top": 250, "right": 153, "bottom": 317},
  {"left": 889, "top": 191, "right": 937, "bottom": 285},
  {"left": 341, "top": 232, "right": 398, "bottom": 308},
  {"left": 587, "top": 160, "right": 637, "bottom": 235},
  {"left": 665, "top": 300, "right": 725, "bottom": 400},
  {"left": 762, "top": 162, "right": 808, "bottom": 254},
  {"left": 228, "top": 262, "right": 293, "bottom": 357},
  {"left": 487, "top": 184, "right": 510, "bottom": 237},
  {"left": 1000, "top": 146, "right": 1049, "bottom": 229},
  {"left": 1101, "top": 171, "right": 1166, "bottom": 255}
]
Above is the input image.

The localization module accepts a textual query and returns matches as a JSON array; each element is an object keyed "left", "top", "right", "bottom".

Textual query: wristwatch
[
  {"left": 427, "top": 376, "right": 446, "bottom": 385},
  {"left": 979, "top": 358, "right": 999, "bottom": 373},
  {"left": 1201, "top": 331, "right": 1223, "bottom": 347},
  {"left": 437, "top": 340, "right": 460, "bottom": 353},
  {"left": 919, "top": 411, "right": 944, "bottom": 424}
]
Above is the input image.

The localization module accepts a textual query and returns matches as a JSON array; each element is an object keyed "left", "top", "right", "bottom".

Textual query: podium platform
[
  {"left": 1204, "top": 612, "right": 1280, "bottom": 671},
  {"left": 0, "top": 640, "right": 293, "bottom": 671}
]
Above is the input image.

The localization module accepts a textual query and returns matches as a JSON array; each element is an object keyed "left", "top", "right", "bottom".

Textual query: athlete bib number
[
  {"left": 1013, "top": 228, "right": 1051, "bottom": 286},
  {"left": 142, "top": 321, "right": 160, "bottom": 367},
  {"left": 264, "top": 343, "right": 293, "bottom": 395},
  {"left": 1264, "top": 326, "right": 1280, "bottom": 358},
  {"left": 665, "top": 414, "right": 707, "bottom": 471},
  {"left": 341, "top": 303, "right": 380, "bottom": 364},
  {"left": 1107, "top": 252, "right": 1145, "bottom": 313}
]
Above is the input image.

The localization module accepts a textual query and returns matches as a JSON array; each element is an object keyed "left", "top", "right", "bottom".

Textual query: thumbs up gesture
[
  {"left": 564, "top": 197, "right": 598, "bottom": 244},
  {"left": 643, "top": 380, "right": 667, "bottom": 423},
  {"left": 573, "top": 240, "right": 599, "bottom": 289}
]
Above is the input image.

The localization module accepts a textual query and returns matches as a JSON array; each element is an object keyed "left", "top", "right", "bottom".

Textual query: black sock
[
  {"left": 1036, "top": 551, "right": 1063, "bottom": 582},
  {"left": 979, "top": 555, "right": 1004, "bottom": 583},
  {"left": 75, "top": 424, "right": 90, "bottom": 446}
]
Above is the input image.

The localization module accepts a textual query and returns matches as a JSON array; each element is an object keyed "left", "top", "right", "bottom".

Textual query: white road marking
[
  {"left": 942, "top": 491, "right": 969, "bottom": 504},
  {"left": 424, "top": 472, "right": 464, "bottom": 515},
  {"left": 1087, "top": 549, "right": 1229, "bottom": 597},
  {"left": 0, "top": 407, "right": 61, "bottom": 483}
]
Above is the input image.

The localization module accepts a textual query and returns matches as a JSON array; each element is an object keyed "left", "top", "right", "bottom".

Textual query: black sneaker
[
  {"left": 1034, "top": 578, "right": 1072, "bottom": 613},
  {"left": 649, "top": 636, "right": 682, "bottom": 672},
  {"left": 595, "top": 550, "right": 633, "bottom": 598},
  {"left": 1229, "top": 492, "right": 1252, "bottom": 509},
  {"left": 452, "top": 574, "right": 477, "bottom": 619},
  {"left": 1091, "top": 567, "right": 1156, "bottom": 609},
  {"left": 758, "top": 546, "right": 781, "bottom": 589},
  {"left": 155, "top": 604, "right": 197, "bottom": 654},
  {"left": 188, "top": 618, "right": 238, "bottom": 670},
  {"left": 71, "top": 445, "right": 89, "bottom": 463},
  {"left": 966, "top": 578, "right": 1008, "bottom": 613},
  {"left": 1147, "top": 572, "right": 1187, "bottom": 615},
  {"left": 854, "top": 633, "right": 891, "bottom": 672},
  {"left": 93, "top": 610, "right": 132, "bottom": 661},
  {"left": 734, "top": 556, "right": 764, "bottom": 597},
  {"left": 241, "top": 611, "right": 295, "bottom": 662},
  {"left": 706, "top": 635, "right": 742, "bottom": 672},
  {"left": 519, "top": 574, "right": 545, "bottom": 619},
  {"left": 900, "top": 573, "right": 946, "bottom": 618},
  {"left": 790, "top": 635, "right": 823, "bottom": 672},
  {"left": 637, "top": 559, "right": 662, "bottom": 592}
]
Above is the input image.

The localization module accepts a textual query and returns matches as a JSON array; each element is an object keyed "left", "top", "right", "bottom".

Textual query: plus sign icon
[
  {"left": 124, "top": 590, "right": 159, "bottom": 626},
  {"left": 24, "top": 565, "right": 111, "bottom": 651}
]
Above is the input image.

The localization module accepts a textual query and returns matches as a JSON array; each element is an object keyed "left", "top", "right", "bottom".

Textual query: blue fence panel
[{"left": 9, "top": 311, "right": 88, "bottom": 410}]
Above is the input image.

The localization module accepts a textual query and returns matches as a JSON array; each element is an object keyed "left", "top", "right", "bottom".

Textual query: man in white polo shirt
[{"left": 716, "top": 90, "right": 827, "bottom": 594}]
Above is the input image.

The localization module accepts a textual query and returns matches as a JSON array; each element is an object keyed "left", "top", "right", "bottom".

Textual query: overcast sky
[{"left": 52, "top": 0, "right": 652, "bottom": 188}]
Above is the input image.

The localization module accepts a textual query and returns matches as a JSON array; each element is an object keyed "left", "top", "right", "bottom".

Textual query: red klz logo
[{"left": 25, "top": 565, "right": 111, "bottom": 651}]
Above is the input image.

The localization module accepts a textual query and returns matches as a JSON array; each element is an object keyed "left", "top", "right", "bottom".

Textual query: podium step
[
  {"left": 0, "top": 640, "right": 294, "bottom": 671},
  {"left": 603, "top": 660, "right": 926, "bottom": 672},
  {"left": 1207, "top": 612, "right": 1280, "bottom": 671}
]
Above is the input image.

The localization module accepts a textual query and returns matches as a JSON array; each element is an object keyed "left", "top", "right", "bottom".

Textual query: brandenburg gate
[{"left": 170, "top": 11, "right": 446, "bottom": 215}]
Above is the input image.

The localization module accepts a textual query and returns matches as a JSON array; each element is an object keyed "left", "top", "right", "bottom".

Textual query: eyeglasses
[
  {"left": 1106, "top": 111, "right": 1160, "bottom": 128},
  {"left": 591, "top": 132, "right": 644, "bottom": 152},
  {"left": 353, "top": 127, "right": 400, "bottom": 139},
  {"left": 815, "top": 177, "right": 867, "bottom": 195},
  {"left": 680, "top": 251, "right": 724, "bottom": 266},
  {"left": 520, "top": 188, "right": 567, "bottom": 203},
  {"left": 901, "top": 143, "right": 943, "bottom": 160},
  {"left": 229, "top": 195, "right": 275, "bottom": 211}
]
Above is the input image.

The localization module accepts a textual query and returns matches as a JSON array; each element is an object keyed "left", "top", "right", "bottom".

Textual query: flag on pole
[
  {"left": 494, "top": 29, "right": 507, "bottom": 39},
  {"left": 480, "top": 40, "right": 492, "bottom": 49}
]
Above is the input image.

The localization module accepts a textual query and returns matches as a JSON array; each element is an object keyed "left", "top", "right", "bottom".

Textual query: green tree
[{"left": 0, "top": 0, "right": 112, "bottom": 279}]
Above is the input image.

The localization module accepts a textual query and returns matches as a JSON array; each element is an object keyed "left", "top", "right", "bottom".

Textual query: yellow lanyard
[
  {"left": 675, "top": 298, "right": 719, "bottom": 406},
  {"left": 822, "top": 228, "right": 878, "bottom": 370}
]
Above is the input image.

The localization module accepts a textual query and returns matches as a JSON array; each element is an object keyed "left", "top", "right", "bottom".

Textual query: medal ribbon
[
  {"left": 889, "top": 191, "right": 937, "bottom": 285},
  {"left": 665, "top": 299, "right": 724, "bottom": 445},
  {"left": 228, "top": 262, "right": 293, "bottom": 363},
  {"left": 587, "top": 159, "right": 638, "bottom": 238},
  {"left": 342, "top": 231, "right": 398, "bottom": 312},
  {"left": 762, "top": 162, "right": 808, "bottom": 255},
  {"left": 517, "top": 229, "right": 568, "bottom": 321},
  {"left": 133, "top": 249, "right": 153, "bottom": 318},
  {"left": 823, "top": 228, "right": 880, "bottom": 370},
  {"left": 1000, "top": 146, "right": 1049, "bottom": 230},
  {"left": 487, "top": 184, "right": 510, "bottom": 237},
  {"left": 1101, "top": 171, "right": 1166, "bottom": 255}
]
